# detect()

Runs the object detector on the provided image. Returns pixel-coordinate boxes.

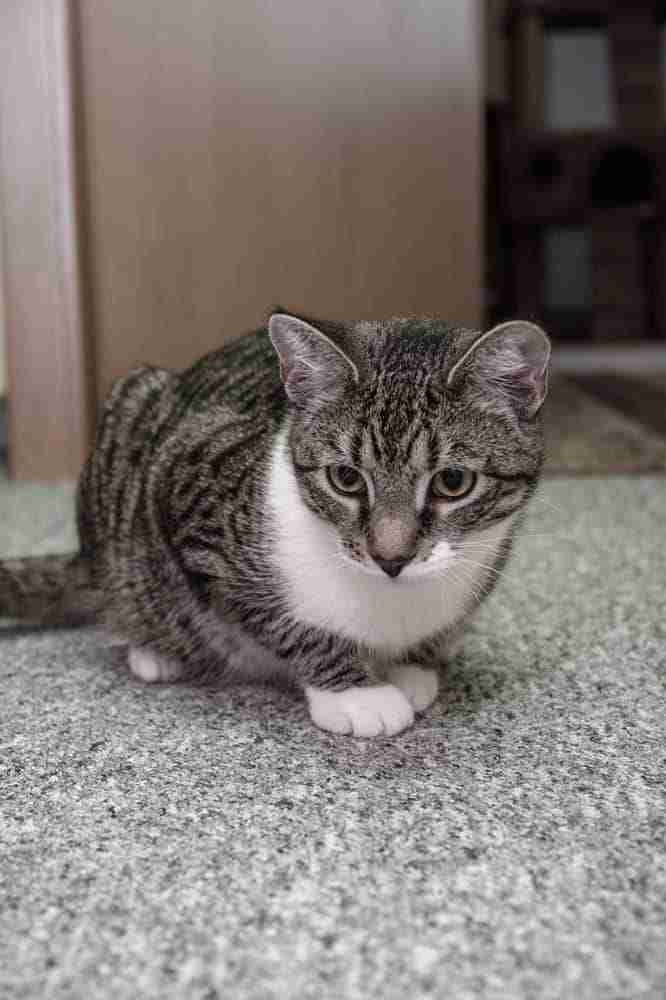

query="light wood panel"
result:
[77,0,482,396]
[0,0,95,479]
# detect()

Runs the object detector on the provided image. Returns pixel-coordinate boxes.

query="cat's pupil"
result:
[338,466,358,486]
[442,470,464,491]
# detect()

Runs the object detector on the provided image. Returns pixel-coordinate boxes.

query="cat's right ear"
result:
[268,313,358,408]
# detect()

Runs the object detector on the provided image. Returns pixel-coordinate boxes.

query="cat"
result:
[0,311,550,737]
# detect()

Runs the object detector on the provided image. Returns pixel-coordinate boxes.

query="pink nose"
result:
[368,515,417,575]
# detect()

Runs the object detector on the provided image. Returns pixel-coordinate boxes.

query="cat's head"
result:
[269,311,550,580]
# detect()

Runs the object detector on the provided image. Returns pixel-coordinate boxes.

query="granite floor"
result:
[1,475,665,1000]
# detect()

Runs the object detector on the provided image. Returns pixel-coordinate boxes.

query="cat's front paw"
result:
[385,664,439,712]
[305,684,414,737]
[128,646,183,683]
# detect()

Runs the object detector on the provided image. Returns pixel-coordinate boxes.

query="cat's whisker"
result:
[530,495,565,513]
[453,551,527,588]
[427,554,488,590]
[457,539,520,558]
[443,565,486,604]
[464,527,575,545]
[453,557,511,581]
[455,554,506,572]
[531,485,566,507]
[528,492,589,519]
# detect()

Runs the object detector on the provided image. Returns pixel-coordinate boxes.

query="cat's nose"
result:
[373,555,412,578]
[368,513,417,577]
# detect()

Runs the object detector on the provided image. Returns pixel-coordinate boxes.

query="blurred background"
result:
[0,0,665,479]
[485,0,666,474]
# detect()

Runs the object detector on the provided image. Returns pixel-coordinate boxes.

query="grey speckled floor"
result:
[1,477,665,1000]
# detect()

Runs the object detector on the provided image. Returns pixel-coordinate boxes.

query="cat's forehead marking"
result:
[359,427,376,470]
[358,422,435,477]
[408,431,429,469]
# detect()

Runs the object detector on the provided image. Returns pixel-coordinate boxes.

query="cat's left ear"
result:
[268,312,359,408]
[446,320,551,419]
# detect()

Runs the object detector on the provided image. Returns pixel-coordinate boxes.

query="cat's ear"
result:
[446,320,551,419]
[268,312,358,407]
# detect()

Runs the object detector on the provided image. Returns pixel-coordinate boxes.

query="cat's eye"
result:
[430,468,477,500]
[327,464,366,496]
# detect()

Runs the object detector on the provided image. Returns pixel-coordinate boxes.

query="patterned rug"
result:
[544,375,666,475]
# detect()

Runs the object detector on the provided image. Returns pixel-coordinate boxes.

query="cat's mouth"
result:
[340,549,397,579]
[340,550,448,582]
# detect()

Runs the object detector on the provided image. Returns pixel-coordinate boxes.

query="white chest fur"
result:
[266,427,510,654]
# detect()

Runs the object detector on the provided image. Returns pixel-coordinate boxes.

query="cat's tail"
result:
[0,553,103,625]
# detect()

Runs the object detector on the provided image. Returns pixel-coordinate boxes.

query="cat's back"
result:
[78,327,284,555]
[177,326,284,421]
[163,327,286,495]
[90,327,282,469]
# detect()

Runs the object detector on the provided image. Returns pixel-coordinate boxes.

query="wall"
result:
[77,0,482,397]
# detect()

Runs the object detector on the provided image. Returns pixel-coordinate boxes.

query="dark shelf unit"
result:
[491,0,666,340]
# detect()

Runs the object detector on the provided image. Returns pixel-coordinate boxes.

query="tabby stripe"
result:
[317,664,358,689]
[108,367,154,408]
[227,510,247,549]
[427,432,441,470]
[481,505,523,526]
[369,422,383,464]
[228,463,255,500]
[194,367,264,407]
[163,418,252,488]
[209,429,265,478]
[172,493,217,543]
[232,379,267,404]
[349,427,363,468]
[179,529,226,552]
[181,546,226,577]
[174,477,197,500]
[316,648,351,678]
[127,384,163,441]
[278,637,303,659]
[486,469,529,483]
[403,422,423,465]
[128,481,149,533]
[293,633,321,657]
[186,441,211,468]
[241,550,263,575]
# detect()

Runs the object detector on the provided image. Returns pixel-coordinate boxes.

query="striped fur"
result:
[0,313,549,734]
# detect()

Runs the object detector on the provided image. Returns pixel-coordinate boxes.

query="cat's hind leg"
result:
[128,646,183,683]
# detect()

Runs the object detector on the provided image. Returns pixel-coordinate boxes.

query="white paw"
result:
[305,684,414,737]
[385,664,439,712]
[128,646,183,683]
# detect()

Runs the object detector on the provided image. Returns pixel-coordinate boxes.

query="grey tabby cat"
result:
[0,311,550,737]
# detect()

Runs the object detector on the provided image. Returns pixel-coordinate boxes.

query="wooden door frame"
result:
[0,0,95,481]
